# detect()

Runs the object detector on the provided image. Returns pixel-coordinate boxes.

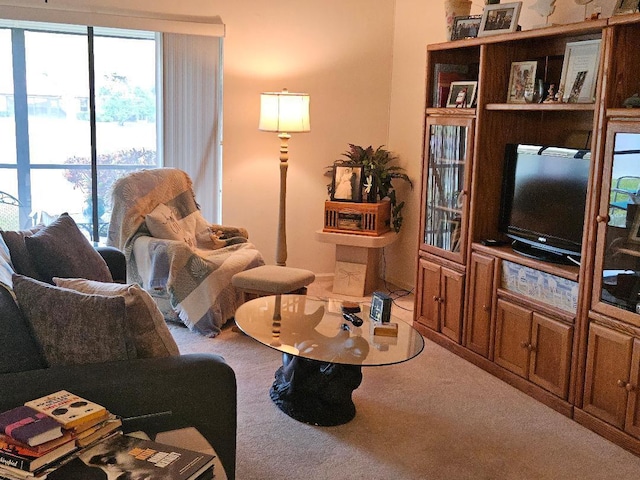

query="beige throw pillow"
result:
[54,277,180,358]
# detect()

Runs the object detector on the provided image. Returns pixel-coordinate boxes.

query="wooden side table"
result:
[315,230,397,296]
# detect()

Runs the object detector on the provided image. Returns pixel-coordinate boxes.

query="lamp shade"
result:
[259,89,311,133]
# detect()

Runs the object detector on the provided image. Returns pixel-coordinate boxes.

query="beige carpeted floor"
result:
[169,277,640,479]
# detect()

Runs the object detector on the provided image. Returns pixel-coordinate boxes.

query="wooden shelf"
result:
[426,107,476,116]
[418,16,640,458]
[607,108,640,119]
[485,103,596,112]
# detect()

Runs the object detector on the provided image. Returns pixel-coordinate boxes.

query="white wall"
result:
[0,0,624,289]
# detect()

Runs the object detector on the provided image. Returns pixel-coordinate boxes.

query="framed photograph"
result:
[451,15,482,41]
[559,39,602,104]
[369,291,392,323]
[446,81,478,108]
[331,165,363,202]
[507,61,537,104]
[614,0,640,15]
[478,2,522,37]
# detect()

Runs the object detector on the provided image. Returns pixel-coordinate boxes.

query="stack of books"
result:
[0,391,216,479]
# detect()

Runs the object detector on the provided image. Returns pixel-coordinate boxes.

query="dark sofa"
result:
[0,248,237,480]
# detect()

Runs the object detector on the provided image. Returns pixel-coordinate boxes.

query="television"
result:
[499,143,591,265]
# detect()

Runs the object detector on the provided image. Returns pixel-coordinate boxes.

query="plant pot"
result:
[445,0,472,41]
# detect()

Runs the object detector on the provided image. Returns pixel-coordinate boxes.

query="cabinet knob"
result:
[483,304,490,312]
[596,214,610,223]
[432,295,439,302]
[617,379,627,388]
[520,341,528,349]
[626,383,636,392]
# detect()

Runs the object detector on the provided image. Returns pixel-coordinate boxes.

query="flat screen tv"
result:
[499,143,591,265]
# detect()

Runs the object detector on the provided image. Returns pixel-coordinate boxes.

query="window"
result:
[0,22,159,240]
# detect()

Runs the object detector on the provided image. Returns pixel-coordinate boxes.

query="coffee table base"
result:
[269,353,363,426]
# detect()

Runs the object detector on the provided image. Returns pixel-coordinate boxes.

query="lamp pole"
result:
[276,132,291,266]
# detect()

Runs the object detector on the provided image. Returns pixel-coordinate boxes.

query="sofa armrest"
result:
[0,354,237,480]
[96,245,127,283]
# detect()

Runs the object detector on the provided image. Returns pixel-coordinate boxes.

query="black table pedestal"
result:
[269,353,362,426]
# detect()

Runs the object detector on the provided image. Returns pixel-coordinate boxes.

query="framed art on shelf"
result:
[507,61,537,103]
[478,2,522,37]
[446,81,478,108]
[331,165,363,202]
[559,39,602,103]
[451,15,482,40]
[614,0,640,15]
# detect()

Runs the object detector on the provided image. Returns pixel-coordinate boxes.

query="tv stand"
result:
[511,240,575,266]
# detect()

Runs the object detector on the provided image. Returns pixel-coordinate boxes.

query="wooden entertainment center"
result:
[415,15,640,455]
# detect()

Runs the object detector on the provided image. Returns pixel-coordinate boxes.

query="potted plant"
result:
[328,144,413,232]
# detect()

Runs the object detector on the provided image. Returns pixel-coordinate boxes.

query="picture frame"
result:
[446,81,478,108]
[614,0,640,15]
[451,15,482,41]
[369,291,392,323]
[478,2,522,37]
[507,61,537,104]
[559,39,602,104]
[331,165,363,202]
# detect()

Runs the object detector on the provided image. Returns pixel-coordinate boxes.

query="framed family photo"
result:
[331,165,363,202]
[559,39,602,103]
[451,15,482,40]
[478,2,522,37]
[446,81,478,108]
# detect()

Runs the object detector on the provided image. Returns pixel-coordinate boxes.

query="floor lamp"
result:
[259,89,311,266]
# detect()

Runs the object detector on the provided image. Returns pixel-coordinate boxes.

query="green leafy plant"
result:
[327,144,413,232]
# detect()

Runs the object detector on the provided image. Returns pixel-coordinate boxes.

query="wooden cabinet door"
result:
[528,313,573,399]
[583,323,634,429]
[466,253,495,357]
[441,267,465,343]
[415,258,441,330]
[494,299,532,378]
[625,338,640,439]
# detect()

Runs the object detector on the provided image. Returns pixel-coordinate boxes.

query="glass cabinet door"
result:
[594,121,640,325]
[421,116,474,263]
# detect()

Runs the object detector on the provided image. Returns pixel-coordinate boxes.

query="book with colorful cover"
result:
[75,417,123,448]
[0,407,62,447]
[24,391,106,431]
[0,431,75,456]
[0,434,76,472]
[47,433,215,480]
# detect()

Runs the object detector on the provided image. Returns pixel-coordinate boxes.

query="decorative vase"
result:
[445,0,472,41]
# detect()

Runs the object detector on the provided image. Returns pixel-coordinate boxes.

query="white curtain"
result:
[162,33,223,223]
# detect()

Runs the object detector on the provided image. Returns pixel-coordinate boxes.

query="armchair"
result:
[107,168,264,337]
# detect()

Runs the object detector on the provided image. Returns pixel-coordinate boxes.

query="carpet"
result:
[168,304,640,480]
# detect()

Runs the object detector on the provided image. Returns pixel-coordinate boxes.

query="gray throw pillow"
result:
[12,274,135,367]
[24,213,112,284]
[54,278,180,359]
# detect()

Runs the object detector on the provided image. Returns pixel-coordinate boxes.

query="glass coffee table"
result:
[234,294,424,426]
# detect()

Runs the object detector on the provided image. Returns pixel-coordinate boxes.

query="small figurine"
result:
[623,93,640,108]
[544,83,557,102]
